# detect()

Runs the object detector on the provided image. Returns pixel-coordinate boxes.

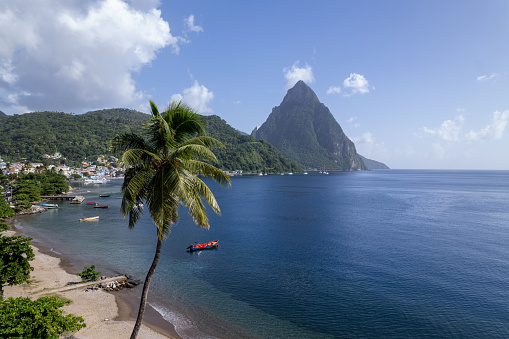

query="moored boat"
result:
[99,194,110,197]
[93,205,108,209]
[79,216,99,222]
[39,203,59,208]
[86,201,97,205]
[187,240,219,252]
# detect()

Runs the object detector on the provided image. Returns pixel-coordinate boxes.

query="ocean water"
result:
[14,170,509,338]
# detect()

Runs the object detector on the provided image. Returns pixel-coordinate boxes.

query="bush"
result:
[13,200,31,212]
[0,235,35,299]
[0,197,14,218]
[0,223,8,232]
[0,296,86,338]
[77,265,100,281]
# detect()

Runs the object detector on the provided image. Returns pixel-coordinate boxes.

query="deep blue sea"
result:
[14,170,509,338]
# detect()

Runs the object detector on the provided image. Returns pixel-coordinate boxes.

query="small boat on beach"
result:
[99,194,110,197]
[93,205,108,209]
[187,240,219,252]
[79,216,99,222]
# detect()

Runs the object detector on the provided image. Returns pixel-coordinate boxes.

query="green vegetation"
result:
[203,115,301,173]
[77,265,100,281]
[0,172,69,212]
[0,223,8,232]
[112,100,231,338]
[0,109,302,173]
[0,109,148,163]
[0,236,34,299]
[0,296,85,338]
[0,197,14,219]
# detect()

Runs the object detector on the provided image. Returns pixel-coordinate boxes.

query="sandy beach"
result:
[2,223,179,339]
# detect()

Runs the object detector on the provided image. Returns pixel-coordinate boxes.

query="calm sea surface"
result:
[14,170,509,338]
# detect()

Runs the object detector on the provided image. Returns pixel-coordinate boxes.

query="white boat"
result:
[84,178,109,185]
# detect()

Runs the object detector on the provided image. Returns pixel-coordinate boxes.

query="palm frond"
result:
[184,135,225,149]
[119,148,160,168]
[172,144,219,163]
[110,132,148,155]
[186,160,231,186]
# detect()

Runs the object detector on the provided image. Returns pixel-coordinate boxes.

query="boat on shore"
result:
[187,240,219,252]
[79,216,99,222]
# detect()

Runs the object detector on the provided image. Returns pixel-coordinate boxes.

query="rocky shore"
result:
[15,204,48,215]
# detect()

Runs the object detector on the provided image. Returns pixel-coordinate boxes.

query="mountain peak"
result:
[281,80,319,106]
[254,82,368,171]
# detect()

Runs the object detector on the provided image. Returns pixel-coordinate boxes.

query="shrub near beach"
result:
[0,234,86,337]
[77,265,101,281]
[0,296,86,338]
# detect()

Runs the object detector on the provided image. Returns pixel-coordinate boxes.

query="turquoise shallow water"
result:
[15,170,509,338]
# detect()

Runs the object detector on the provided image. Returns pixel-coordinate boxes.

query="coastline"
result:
[2,218,180,339]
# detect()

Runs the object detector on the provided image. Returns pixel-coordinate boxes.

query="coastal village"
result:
[0,153,124,179]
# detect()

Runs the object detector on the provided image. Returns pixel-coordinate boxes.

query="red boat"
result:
[187,240,219,252]
[86,201,97,205]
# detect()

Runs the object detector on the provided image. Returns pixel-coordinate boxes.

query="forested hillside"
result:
[0,109,300,173]
[0,109,148,162]
[203,115,301,173]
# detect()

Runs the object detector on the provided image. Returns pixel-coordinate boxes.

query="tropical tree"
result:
[111,100,231,338]
[0,197,14,219]
[0,236,35,299]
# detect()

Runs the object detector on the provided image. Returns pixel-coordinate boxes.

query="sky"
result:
[1,0,509,170]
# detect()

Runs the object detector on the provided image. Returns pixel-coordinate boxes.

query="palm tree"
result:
[111,100,231,339]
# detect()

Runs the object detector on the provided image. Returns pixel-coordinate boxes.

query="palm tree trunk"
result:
[130,236,163,339]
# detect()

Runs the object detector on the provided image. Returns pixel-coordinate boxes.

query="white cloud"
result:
[185,15,203,33]
[465,110,509,142]
[476,73,498,82]
[171,80,214,114]
[283,62,315,89]
[343,73,371,96]
[352,132,374,145]
[0,0,180,114]
[422,115,464,141]
[421,111,509,143]
[326,86,341,95]
[352,131,389,161]
[346,116,360,128]
[129,0,161,12]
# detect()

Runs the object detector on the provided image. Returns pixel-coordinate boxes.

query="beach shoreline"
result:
[2,217,180,339]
